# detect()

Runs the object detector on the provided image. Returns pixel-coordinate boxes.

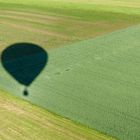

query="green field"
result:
[0,0,140,140]
[0,90,114,140]
[0,0,140,49]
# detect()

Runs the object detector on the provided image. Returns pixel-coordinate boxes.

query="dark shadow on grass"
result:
[1,43,48,96]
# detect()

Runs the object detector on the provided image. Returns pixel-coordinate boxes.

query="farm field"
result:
[0,90,113,140]
[1,24,140,140]
[0,0,140,50]
[0,0,140,140]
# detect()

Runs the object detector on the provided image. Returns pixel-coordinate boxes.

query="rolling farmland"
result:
[0,90,113,140]
[0,0,140,140]
[0,0,140,50]
[1,25,140,140]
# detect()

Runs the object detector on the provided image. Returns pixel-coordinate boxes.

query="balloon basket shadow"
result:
[23,87,29,96]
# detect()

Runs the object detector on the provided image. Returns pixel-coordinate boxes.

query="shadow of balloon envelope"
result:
[1,43,48,96]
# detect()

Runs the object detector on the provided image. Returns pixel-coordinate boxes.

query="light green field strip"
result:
[53,0,140,8]
[0,0,139,16]
[0,90,115,140]
[0,25,140,140]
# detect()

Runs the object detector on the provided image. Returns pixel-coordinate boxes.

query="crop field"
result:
[0,0,140,140]
[0,90,114,140]
[0,0,140,50]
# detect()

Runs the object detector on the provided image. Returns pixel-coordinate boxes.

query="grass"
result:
[0,0,140,140]
[0,0,140,49]
[0,90,114,140]
[1,24,140,140]
[0,0,140,15]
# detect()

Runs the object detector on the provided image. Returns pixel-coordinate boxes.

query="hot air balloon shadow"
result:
[1,43,48,96]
